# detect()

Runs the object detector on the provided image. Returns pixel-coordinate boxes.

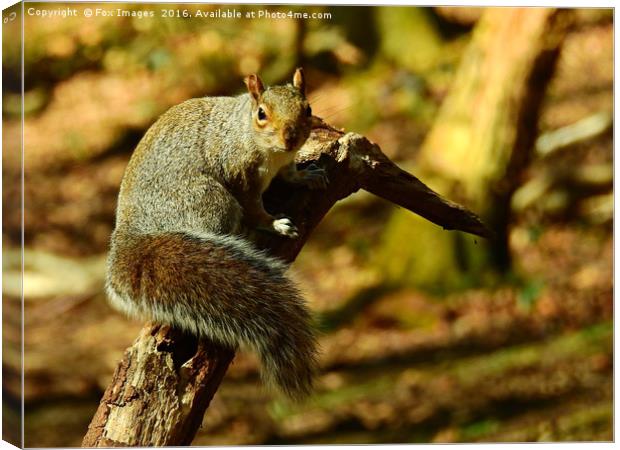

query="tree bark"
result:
[82,119,490,447]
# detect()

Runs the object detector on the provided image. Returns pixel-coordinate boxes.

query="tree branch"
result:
[82,119,491,446]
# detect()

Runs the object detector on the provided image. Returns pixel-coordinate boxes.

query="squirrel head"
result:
[244,68,312,153]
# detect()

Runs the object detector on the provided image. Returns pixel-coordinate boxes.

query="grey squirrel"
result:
[105,69,327,399]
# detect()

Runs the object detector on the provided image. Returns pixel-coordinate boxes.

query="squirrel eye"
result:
[257,107,267,121]
[306,105,312,117]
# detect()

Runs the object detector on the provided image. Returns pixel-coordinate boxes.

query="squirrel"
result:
[105,68,328,400]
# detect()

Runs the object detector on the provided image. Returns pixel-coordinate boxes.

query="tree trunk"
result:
[379,8,572,291]
[82,119,490,446]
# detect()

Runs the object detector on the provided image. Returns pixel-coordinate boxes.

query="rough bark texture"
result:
[82,119,490,447]
[82,325,234,446]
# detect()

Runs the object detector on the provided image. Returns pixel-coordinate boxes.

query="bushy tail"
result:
[105,229,319,399]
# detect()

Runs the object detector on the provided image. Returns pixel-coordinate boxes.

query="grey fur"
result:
[106,71,320,399]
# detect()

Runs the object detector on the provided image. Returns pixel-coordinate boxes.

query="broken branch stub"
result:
[82,119,490,447]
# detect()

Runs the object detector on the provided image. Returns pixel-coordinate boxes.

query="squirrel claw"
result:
[273,217,299,239]
[299,164,329,190]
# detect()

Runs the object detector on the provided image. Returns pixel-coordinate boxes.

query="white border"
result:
[0,1,616,449]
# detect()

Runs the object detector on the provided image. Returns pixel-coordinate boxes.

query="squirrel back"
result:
[106,69,321,399]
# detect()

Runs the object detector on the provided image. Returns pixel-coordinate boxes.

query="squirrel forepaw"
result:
[273,217,299,239]
[298,164,329,190]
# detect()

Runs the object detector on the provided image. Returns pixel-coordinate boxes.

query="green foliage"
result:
[377,207,490,294]
[375,7,443,72]
[460,419,500,441]
[517,279,544,311]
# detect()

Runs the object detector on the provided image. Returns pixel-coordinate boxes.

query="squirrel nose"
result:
[282,127,299,150]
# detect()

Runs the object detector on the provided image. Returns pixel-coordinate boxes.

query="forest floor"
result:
[7,220,612,446]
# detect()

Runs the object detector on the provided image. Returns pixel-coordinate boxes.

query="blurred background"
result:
[2,4,613,446]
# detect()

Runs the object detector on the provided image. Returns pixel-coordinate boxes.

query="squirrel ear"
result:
[244,74,265,102]
[293,67,306,95]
